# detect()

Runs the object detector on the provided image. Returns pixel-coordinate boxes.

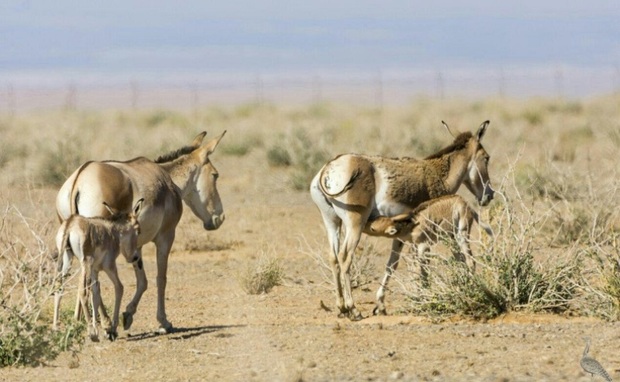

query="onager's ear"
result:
[102,201,117,216]
[441,120,459,138]
[132,198,145,216]
[198,130,227,163]
[191,131,207,147]
[475,120,490,142]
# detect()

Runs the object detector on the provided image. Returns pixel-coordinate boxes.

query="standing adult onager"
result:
[55,131,226,333]
[310,121,494,320]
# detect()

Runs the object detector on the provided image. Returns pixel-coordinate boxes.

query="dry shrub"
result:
[240,254,285,295]
[0,205,84,366]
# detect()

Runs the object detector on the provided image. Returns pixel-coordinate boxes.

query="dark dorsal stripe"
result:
[154,145,197,164]
[424,132,473,160]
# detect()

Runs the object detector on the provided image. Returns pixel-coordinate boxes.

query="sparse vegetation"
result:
[0,205,85,367]
[0,95,619,372]
[240,255,285,295]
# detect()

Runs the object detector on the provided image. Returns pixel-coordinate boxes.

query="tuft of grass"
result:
[240,256,285,295]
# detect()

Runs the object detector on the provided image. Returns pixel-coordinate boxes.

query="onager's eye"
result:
[212,173,219,180]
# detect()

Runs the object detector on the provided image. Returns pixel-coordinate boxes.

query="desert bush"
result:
[266,145,292,167]
[220,133,263,157]
[240,255,285,295]
[267,127,329,190]
[143,110,190,129]
[37,135,86,187]
[0,205,84,367]
[288,128,329,190]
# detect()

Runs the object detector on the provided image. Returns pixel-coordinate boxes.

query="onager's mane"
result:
[154,145,198,164]
[424,132,473,160]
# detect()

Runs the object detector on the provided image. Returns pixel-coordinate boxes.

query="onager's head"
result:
[185,131,226,231]
[444,120,495,206]
[104,198,144,263]
[367,213,416,238]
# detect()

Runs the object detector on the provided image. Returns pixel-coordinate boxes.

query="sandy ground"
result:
[3,150,620,382]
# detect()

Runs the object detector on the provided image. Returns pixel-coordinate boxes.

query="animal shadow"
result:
[125,324,245,342]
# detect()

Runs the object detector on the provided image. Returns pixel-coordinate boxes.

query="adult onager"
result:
[53,199,143,341]
[366,194,494,312]
[310,121,494,320]
[56,131,226,333]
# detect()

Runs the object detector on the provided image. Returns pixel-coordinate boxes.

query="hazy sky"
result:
[1,1,619,83]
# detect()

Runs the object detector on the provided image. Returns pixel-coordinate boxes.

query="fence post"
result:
[435,70,445,100]
[64,82,77,111]
[131,80,139,110]
[7,83,15,117]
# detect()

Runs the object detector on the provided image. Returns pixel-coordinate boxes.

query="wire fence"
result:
[1,67,619,113]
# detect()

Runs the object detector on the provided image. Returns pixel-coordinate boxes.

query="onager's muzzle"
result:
[479,183,494,206]
[204,214,225,231]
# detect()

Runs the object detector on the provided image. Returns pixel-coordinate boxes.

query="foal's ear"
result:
[476,120,490,142]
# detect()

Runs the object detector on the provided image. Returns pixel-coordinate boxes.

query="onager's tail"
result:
[318,166,362,198]
[69,161,94,215]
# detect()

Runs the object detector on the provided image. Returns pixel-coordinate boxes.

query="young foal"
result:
[366,194,493,309]
[53,199,143,341]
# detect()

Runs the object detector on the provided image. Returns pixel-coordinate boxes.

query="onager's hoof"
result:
[349,310,364,321]
[372,306,387,316]
[89,333,100,342]
[156,322,174,335]
[122,312,133,331]
[106,329,118,342]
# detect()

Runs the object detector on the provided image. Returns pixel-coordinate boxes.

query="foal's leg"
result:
[80,260,98,342]
[103,264,123,341]
[374,239,405,316]
[122,247,146,331]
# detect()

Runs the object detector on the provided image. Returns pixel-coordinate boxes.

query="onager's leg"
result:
[338,224,365,321]
[123,247,146,331]
[154,232,175,333]
[103,265,123,341]
[320,210,344,314]
[310,183,344,315]
[374,239,405,316]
